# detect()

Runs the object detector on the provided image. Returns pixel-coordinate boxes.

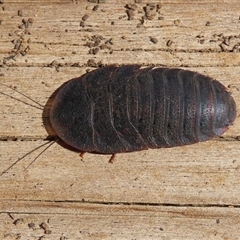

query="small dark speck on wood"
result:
[80,21,85,27]
[206,21,211,26]
[87,58,99,67]
[18,9,23,16]
[49,60,58,68]
[166,40,173,47]
[82,14,89,21]
[174,19,180,25]
[89,47,99,55]
[92,5,99,11]
[150,37,158,44]
[40,222,52,234]
[125,3,137,20]
[144,4,157,20]
[126,9,135,20]
[28,222,35,229]
[13,218,24,225]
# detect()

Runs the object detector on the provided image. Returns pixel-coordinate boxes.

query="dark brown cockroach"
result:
[0,65,237,175]
[50,65,236,154]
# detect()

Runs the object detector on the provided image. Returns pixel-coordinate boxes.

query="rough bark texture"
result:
[0,0,240,239]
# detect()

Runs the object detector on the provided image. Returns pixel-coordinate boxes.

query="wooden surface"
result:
[1,0,240,239]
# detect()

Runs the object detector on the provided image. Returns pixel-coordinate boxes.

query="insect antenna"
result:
[24,139,58,172]
[0,82,44,110]
[0,82,60,176]
[0,140,58,176]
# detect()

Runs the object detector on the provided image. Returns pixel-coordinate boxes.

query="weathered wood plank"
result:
[1,140,240,205]
[1,202,240,239]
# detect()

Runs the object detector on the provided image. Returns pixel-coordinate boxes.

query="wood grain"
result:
[0,0,240,239]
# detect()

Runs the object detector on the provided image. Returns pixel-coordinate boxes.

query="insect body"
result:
[50,65,236,154]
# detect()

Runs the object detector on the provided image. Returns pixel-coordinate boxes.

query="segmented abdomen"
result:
[50,65,236,154]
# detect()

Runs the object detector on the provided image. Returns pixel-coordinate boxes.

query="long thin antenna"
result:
[24,140,58,171]
[0,82,44,110]
[0,90,43,110]
[0,140,57,176]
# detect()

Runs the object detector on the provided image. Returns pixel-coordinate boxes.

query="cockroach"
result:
[50,65,236,153]
[0,65,237,174]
